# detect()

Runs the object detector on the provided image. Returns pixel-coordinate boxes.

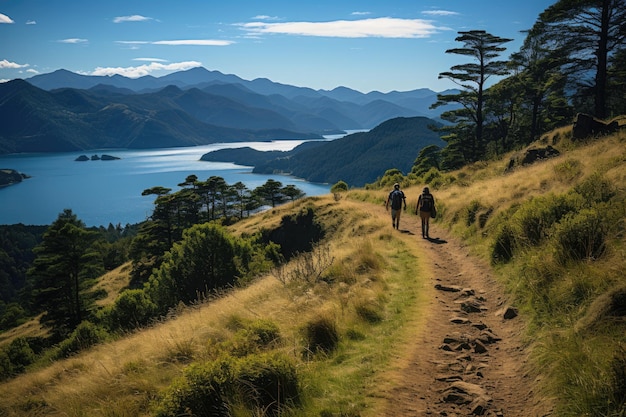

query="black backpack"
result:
[390,190,404,210]
[420,194,433,211]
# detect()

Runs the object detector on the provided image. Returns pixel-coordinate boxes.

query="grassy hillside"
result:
[423,121,626,416]
[0,197,433,416]
[0,119,624,416]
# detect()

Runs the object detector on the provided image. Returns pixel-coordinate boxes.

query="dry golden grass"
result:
[93,263,133,307]
[0,194,430,416]
[3,124,624,416]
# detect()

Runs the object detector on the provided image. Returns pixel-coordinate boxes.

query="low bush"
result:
[101,288,157,331]
[222,319,282,357]
[553,208,607,262]
[155,352,299,417]
[302,315,339,356]
[55,321,108,358]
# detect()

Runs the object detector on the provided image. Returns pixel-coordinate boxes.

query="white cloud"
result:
[0,79,10,83]
[0,13,14,24]
[26,68,39,74]
[90,61,202,78]
[116,41,150,45]
[351,11,371,16]
[117,39,233,47]
[114,15,152,23]
[0,59,28,69]
[26,20,37,25]
[59,38,88,44]
[422,10,460,16]
[252,15,279,21]
[152,39,234,46]
[133,57,169,62]
[240,17,444,38]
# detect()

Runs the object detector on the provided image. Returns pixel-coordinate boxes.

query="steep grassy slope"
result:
[0,197,433,416]
[427,123,626,416]
[0,120,624,416]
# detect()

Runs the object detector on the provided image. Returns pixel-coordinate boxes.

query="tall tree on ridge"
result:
[431,30,512,167]
[537,0,626,118]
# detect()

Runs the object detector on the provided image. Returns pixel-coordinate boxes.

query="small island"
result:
[75,154,121,162]
[0,168,30,187]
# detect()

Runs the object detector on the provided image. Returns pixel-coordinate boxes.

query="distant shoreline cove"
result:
[0,140,333,227]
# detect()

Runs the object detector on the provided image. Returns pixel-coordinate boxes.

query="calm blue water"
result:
[0,140,334,227]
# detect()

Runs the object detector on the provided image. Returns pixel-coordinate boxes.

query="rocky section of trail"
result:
[382,219,552,416]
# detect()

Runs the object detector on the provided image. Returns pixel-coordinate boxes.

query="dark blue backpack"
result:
[390,190,404,210]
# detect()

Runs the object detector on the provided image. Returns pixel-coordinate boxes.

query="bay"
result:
[0,139,335,227]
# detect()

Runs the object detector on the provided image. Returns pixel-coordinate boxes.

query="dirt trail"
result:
[376,209,552,416]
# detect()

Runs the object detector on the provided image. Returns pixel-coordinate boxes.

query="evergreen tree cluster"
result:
[0,175,306,380]
[418,0,625,172]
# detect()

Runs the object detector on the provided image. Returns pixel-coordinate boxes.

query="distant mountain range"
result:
[0,67,456,154]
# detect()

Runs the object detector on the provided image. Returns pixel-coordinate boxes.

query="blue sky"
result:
[1,1,556,93]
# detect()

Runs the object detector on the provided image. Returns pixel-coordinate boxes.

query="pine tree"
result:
[431,30,512,166]
[28,210,101,340]
[537,0,626,118]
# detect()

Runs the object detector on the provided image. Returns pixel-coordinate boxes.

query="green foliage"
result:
[55,321,108,358]
[432,30,512,164]
[553,158,583,184]
[257,117,445,187]
[129,176,303,286]
[331,180,349,200]
[552,208,608,262]
[411,145,442,176]
[302,315,339,356]
[491,223,516,263]
[219,319,282,357]
[28,209,103,340]
[263,207,325,260]
[146,223,242,309]
[1,337,36,377]
[354,298,384,323]
[155,353,299,417]
[574,172,616,206]
[464,200,483,227]
[101,289,158,331]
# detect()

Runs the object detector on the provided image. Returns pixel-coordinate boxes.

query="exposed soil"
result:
[377,210,554,416]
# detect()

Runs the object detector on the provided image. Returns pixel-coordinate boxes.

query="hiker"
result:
[385,183,407,229]
[416,186,436,238]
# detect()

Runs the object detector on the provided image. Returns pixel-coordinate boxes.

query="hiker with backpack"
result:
[416,186,436,238]
[385,183,407,229]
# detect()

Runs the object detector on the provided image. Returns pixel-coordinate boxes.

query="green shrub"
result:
[233,352,300,415]
[102,289,157,331]
[491,223,516,264]
[513,194,582,247]
[155,359,231,417]
[573,172,616,206]
[553,158,583,183]
[354,298,384,323]
[553,208,607,262]
[155,353,299,417]
[303,315,339,356]
[465,200,482,227]
[5,337,36,373]
[224,319,282,357]
[0,349,12,381]
[56,321,108,358]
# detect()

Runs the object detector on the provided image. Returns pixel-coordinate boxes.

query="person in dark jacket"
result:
[385,183,406,229]
[416,187,435,238]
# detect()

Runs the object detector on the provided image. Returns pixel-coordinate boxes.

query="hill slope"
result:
[1,121,624,416]
[252,116,445,186]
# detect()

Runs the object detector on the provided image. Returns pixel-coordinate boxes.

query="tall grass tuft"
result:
[302,315,339,357]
